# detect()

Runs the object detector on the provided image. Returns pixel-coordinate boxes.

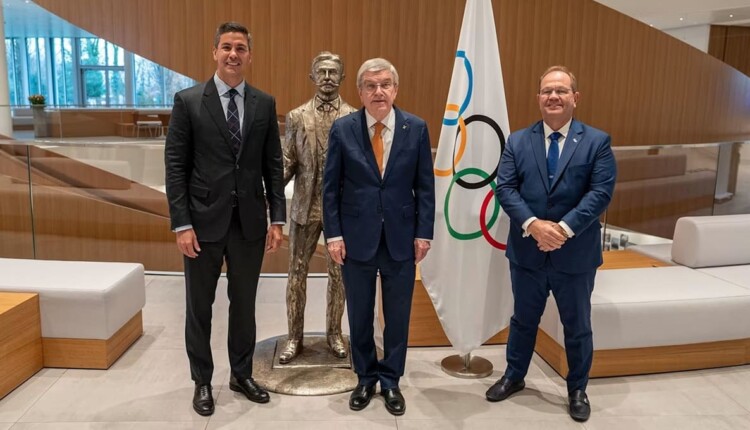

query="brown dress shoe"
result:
[192,384,214,416]
[278,338,302,364]
[327,334,348,358]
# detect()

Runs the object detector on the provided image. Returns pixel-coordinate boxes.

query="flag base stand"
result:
[440,353,493,378]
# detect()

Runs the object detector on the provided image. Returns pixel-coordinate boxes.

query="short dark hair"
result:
[214,22,252,49]
[539,65,577,93]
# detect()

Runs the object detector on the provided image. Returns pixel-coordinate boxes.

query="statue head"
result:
[310,51,345,101]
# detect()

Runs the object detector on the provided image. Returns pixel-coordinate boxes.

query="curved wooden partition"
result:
[36,0,750,146]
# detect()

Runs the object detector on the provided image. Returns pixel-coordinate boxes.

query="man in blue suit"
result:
[323,58,435,416]
[487,66,616,422]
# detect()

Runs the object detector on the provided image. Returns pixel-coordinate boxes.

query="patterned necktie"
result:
[226,88,242,155]
[547,131,561,187]
[372,122,385,174]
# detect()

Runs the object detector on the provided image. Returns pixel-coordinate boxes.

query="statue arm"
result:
[282,111,298,186]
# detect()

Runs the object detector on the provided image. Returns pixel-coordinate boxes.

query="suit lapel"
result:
[239,83,257,157]
[383,107,409,183]
[550,119,583,190]
[530,121,549,192]
[202,79,235,154]
[350,109,382,179]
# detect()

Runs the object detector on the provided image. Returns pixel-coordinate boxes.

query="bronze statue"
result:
[280,52,357,363]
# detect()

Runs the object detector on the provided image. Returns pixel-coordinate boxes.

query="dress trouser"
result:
[341,231,415,390]
[184,208,265,384]
[286,219,345,340]
[504,260,596,393]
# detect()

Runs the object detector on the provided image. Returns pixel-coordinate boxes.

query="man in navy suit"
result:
[165,22,285,416]
[323,58,435,416]
[487,66,616,422]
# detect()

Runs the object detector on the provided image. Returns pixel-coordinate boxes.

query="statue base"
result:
[252,333,358,395]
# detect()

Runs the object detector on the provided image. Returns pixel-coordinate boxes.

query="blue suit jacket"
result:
[323,107,435,262]
[495,119,616,273]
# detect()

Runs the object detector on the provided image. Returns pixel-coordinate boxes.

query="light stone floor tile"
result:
[583,415,750,430]
[206,419,397,430]
[0,369,66,422]
[17,348,226,423]
[9,423,207,430]
[3,274,750,428]
[396,418,584,430]
[702,365,750,413]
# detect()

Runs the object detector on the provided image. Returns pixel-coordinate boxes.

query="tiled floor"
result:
[1,275,749,429]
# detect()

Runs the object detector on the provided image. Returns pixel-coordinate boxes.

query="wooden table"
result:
[404,249,671,347]
[0,292,43,399]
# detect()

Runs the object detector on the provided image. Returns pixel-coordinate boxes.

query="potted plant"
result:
[28,94,48,137]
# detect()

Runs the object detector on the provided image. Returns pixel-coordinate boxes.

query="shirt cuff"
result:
[521,217,538,238]
[559,221,574,238]
[270,222,285,225]
[173,224,193,232]
[326,236,343,244]
[415,238,431,242]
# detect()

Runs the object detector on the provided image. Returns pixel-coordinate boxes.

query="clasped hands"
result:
[327,239,431,265]
[528,219,568,252]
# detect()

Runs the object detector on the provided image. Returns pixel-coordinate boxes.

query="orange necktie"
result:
[372,122,385,173]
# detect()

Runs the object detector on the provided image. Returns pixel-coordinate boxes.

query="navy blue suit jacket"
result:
[495,119,616,273]
[323,107,435,262]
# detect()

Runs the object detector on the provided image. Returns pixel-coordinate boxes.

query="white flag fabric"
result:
[420,0,514,355]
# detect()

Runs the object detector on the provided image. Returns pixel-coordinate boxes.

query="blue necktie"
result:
[547,131,561,187]
[227,88,242,155]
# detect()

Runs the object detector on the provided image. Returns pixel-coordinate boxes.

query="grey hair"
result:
[356,58,399,89]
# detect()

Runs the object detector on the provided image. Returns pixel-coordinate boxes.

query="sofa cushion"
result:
[671,215,750,268]
[0,258,145,339]
[698,265,750,291]
[539,266,750,350]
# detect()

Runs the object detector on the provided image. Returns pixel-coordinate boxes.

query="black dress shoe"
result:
[349,384,375,411]
[192,384,214,416]
[229,375,270,403]
[486,375,525,402]
[568,390,591,422]
[382,388,406,416]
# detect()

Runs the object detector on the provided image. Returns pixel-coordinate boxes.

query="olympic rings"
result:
[436,50,507,250]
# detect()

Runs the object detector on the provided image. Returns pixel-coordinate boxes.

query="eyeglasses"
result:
[539,86,573,97]
[362,81,395,93]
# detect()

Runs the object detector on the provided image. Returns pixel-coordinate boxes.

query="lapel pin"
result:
[402,124,407,130]
[573,138,578,143]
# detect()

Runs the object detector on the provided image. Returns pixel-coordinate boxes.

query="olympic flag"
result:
[420,0,513,355]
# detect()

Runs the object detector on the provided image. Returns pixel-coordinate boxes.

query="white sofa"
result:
[536,214,750,377]
[0,258,145,369]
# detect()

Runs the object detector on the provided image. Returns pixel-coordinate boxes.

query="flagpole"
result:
[440,352,493,378]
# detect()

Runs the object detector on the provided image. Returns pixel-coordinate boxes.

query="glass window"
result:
[79,38,105,66]
[134,54,164,106]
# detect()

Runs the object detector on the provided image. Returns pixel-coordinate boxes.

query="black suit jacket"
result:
[165,78,286,242]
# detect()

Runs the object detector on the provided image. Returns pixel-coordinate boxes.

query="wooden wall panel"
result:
[34,0,750,146]
[711,25,750,78]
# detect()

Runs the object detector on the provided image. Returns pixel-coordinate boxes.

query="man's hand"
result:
[528,219,567,252]
[265,225,283,253]
[176,228,201,258]
[327,240,346,265]
[414,239,431,264]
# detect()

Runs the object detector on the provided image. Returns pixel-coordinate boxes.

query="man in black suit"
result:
[165,22,285,416]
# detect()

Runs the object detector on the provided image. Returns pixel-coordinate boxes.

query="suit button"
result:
[547,203,553,208]
[235,164,240,170]
[231,190,237,196]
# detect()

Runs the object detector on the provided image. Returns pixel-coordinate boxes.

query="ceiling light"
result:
[729,14,734,18]
[679,17,684,21]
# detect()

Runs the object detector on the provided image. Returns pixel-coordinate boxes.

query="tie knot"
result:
[550,131,562,142]
[228,88,239,98]
[374,122,385,134]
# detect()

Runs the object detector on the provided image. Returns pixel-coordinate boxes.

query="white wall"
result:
[663,25,711,52]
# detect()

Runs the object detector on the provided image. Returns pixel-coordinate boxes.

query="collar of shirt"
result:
[213,73,246,99]
[542,119,572,142]
[315,96,340,112]
[364,108,395,135]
